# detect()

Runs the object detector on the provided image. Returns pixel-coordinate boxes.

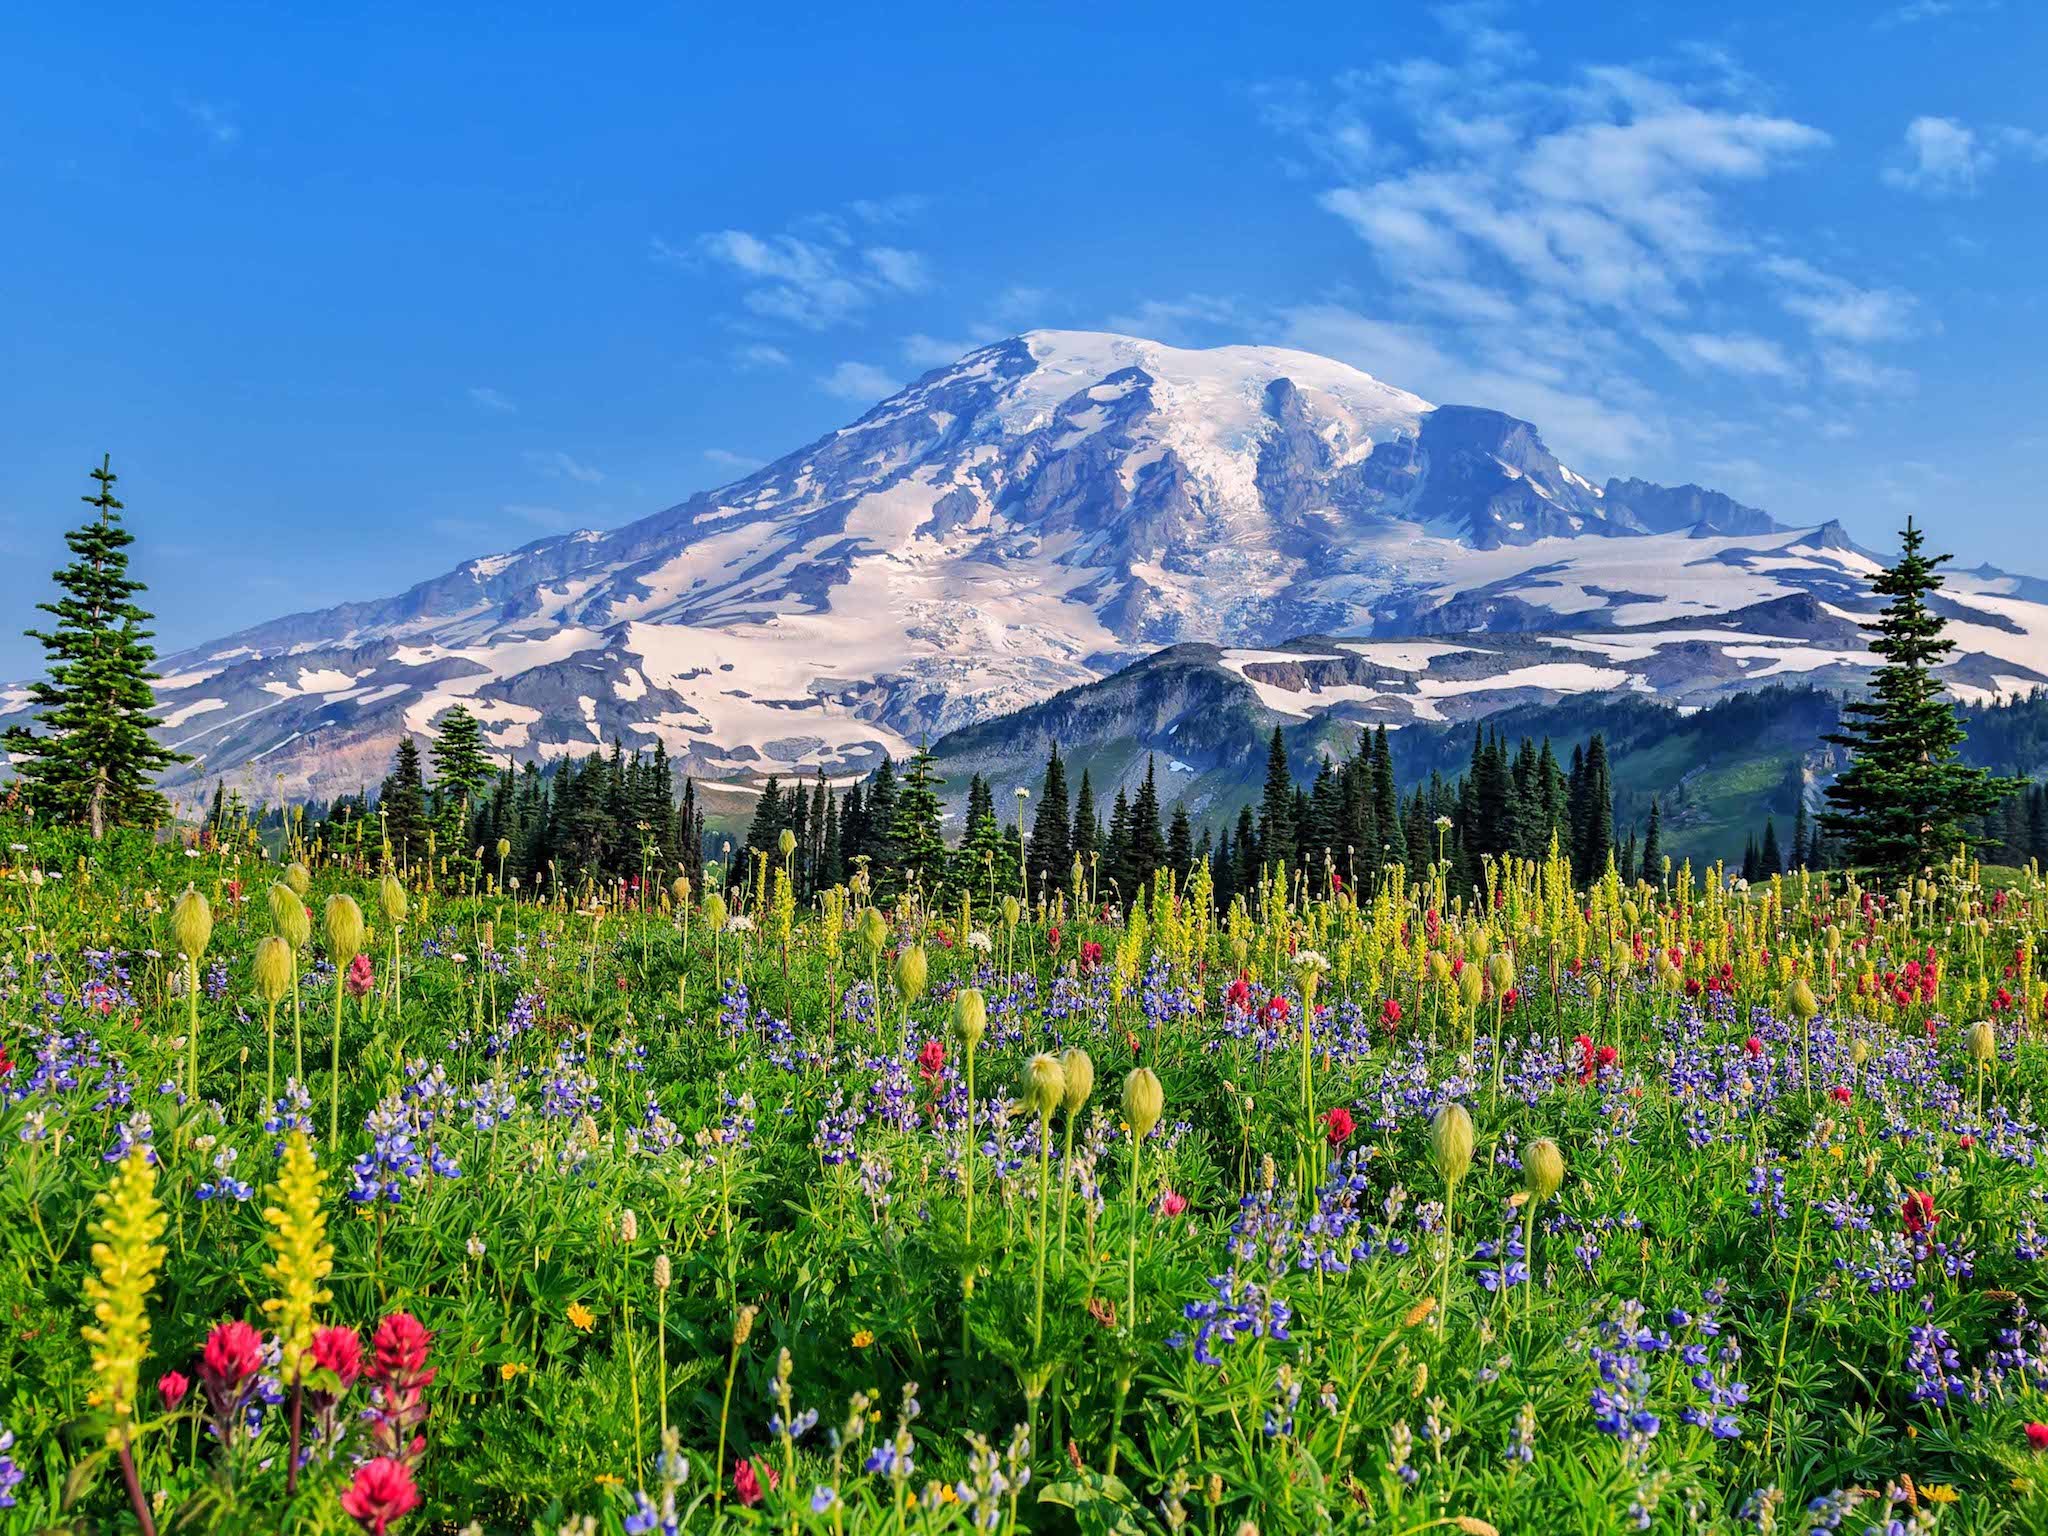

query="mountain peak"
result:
[15,329,2040,804]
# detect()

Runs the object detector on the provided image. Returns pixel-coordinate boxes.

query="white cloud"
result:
[863,247,931,292]
[1819,348,1917,395]
[848,194,930,226]
[179,98,239,146]
[818,361,900,402]
[522,450,605,485]
[671,202,936,332]
[1759,256,1917,344]
[501,503,574,528]
[1659,330,1800,381]
[732,343,791,370]
[467,386,517,414]
[986,286,1054,327]
[1282,302,1662,463]
[1883,115,1993,195]
[1260,22,1897,472]
[702,448,763,472]
[1104,294,1249,343]
[903,334,976,368]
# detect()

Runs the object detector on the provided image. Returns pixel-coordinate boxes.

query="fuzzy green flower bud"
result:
[285,861,311,895]
[496,837,512,862]
[778,828,797,858]
[893,944,928,1005]
[702,892,728,932]
[1967,1020,1996,1064]
[253,935,294,1005]
[952,987,987,1049]
[323,893,364,965]
[860,907,889,956]
[1523,1137,1564,1203]
[1024,1053,1066,1123]
[269,881,310,949]
[1486,951,1515,995]
[1060,1047,1094,1114]
[1123,1067,1164,1141]
[378,872,407,925]
[171,885,213,963]
[1786,977,1818,1021]
[1431,1102,1475,1185]
[1002,895,1021,928]
[1457,964,1483,1010]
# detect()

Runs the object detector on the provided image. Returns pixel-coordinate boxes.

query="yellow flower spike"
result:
[81,1146,169,1445]
[261,1130,333,1385]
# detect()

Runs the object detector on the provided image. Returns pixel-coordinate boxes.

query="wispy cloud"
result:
[818,361,900,402]
[663,199,936,332]
[467,386,517,414]
[502,502,575,528]
[178,98,239,147]
[903,334,977,368]
[522,450,605,485]
[1104,294,1250,344]
[702,448,763,471]
[1258,10,1914,468]
[732,343,792,370]
[1758,257,1917,346]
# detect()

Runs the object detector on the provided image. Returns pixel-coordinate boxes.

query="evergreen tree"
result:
[1822,517,2019,879]
[1026,743,1072,899]
[1574,734,1614,882]
[1257,726,1295,873]
[429,704,491,824]
[1071,769,1099,868]
[1128,756,1167,886]
[1166,802,1194,876]
[1104,787,1132,898]
[1760,816,1783,877]
[890,744,947,894]
[5,457,188,835]
[862,758,900,879]
[1790,799,1810,873]
[1640,797,1662,884]
[1233,804,1260,902]
[379,737,432,868]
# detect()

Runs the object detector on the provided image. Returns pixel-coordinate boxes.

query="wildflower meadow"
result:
[6,826,2048,1535]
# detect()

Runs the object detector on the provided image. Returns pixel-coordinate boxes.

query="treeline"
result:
[269,708,1629,908]
[271,708,710,892]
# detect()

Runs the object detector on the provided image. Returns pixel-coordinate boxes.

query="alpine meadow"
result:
[8,6,2048,1535]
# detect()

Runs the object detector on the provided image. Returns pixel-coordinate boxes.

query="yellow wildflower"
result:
[261,1131,333,1385]
[500,1361,528,1382]
[568,1301,597,1332]
[81,1147,169,1445]
[851,1328,875,1348]
[1921,1485,1958,1505]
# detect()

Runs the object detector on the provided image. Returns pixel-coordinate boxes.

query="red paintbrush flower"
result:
[1901,1190,1936,1237]
[341,1457,420,1535]
[1322,1106,1354,1148]
[311,1326,364,1389]
[733,1457,778,1506]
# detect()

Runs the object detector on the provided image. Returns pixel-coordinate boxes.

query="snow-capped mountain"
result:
[15,329,2048,805]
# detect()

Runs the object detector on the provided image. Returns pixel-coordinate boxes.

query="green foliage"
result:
[3,457,189,837]
[1819,518,2019,881]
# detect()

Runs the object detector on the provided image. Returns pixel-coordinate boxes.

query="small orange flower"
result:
[567,1302,596,1333]
[850,1328,874,1348]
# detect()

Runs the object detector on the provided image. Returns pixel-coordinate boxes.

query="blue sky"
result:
[2,1,2044,674]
